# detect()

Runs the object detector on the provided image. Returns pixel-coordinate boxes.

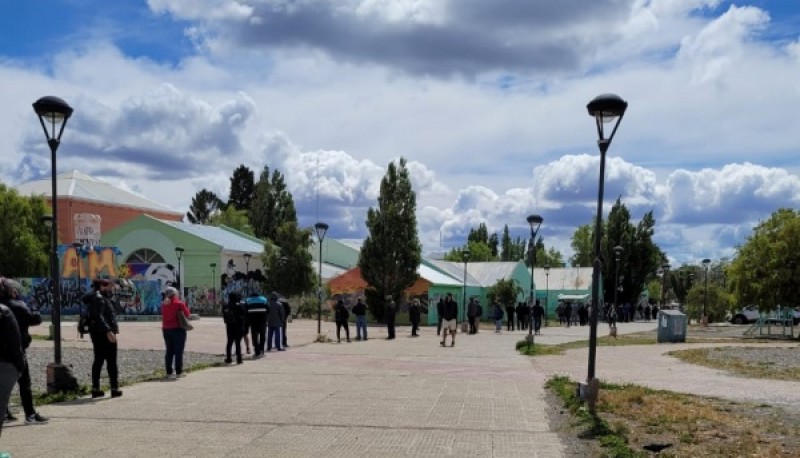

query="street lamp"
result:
[462,249,471,326]
[702,258,711,326]
[71,242,84,293]
[544,265,551,327]
[210,262,217,309]
[314,222,329,335]
[243,252,252,295]
[613,246,623,320]
[586,93,628,413]
[174,246,184,299]
[526,214,543,344]
[661,263,670,307]
[34,95,77,393]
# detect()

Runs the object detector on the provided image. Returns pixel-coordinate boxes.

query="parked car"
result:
[726,306,760,324]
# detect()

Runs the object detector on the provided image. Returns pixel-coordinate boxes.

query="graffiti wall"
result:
[14,277,162,316]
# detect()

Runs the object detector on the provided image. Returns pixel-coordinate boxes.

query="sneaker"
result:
[224,358,232,364]
[440,341,445,347]
[236,359,243,365]
[111,390,123,398]
[91,390,105,398]
[166,374,177,380]
[450,341,455,347]
[25,413,49,425]
[177,373,186,378]
[5,412,17,422]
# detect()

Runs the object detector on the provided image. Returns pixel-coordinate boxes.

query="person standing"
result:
[222,292,246,364]
[436,297,445,336]
[281,299,291,348]
[385,295,397,340]
[244,291,268,357]
[439,292,458,347]
[353,298,368,341]
[492,301,504,333]
[83,279,121,398]
[516,302,527,331]
[409,299,421,337]
[0,301,24,438]
[467,298,478,334]
[334,300,351,343]
[0,279,48,424]
[532,299,545,335]
[266,292,285,351]
[506,302,516,331]
[161,286,190,379]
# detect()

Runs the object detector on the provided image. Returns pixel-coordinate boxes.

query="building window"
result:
[126,249,166,264]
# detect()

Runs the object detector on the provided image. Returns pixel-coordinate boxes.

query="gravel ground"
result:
[10,347,222,400]
[696,346,799,369]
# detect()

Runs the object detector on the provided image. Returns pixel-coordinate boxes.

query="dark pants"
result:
[386,319,396,339]
[534,317,542,333]
[267,326,282,351]
[163,328,187,375]
[16,360,35,416]
[336,321,350,341]
[437,316,443,335]
[411,321,419,336]
[282,322,289,347]
[225,323,243,362]
[90,331,119,390]
[507,315,515,331]
[249,313,267,355]
[468,316,476,334]
[0,362,20,438]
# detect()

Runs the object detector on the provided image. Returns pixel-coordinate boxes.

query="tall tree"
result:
[500,225,513,261]
[228,164,255,211]
[250,166,297,241]
[468,223,490,245]
[358,158,422,322]
[444,241,493,262]
[0,184,50,276]
[209,206,254,235]
[186,189,223,224]
[262,222,315,297]
[570,224,593,267]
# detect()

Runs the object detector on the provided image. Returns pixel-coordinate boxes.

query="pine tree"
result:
[358,158,422,322]
[228,164,255,211]
[501,225,512,261]
[186,189,223,224]
[250,166,297,241]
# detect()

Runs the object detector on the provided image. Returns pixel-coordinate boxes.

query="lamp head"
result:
[463,249,471,262]
[41,215,53,228]
[526,214,543,235]
[314,221,329,240]
[702,258,711,269]
[544,265,550,273]
[210,263,216,268]
[174,246,185,259]
[587,93,627,124]
[243,253,251,262]
[614,245,624,260]
[33,96,73,143]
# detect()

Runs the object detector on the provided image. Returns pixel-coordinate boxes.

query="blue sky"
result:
[2,0,800,267]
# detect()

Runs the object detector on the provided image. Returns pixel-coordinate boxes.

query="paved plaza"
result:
[4,318,798,456]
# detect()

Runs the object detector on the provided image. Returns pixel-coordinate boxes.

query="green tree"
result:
[0,184,50,276]
[228,164,255,211]
[209,206,253,235]
[444,241,493,262]
[570,224,593,267]
[262,222,315,297]
[500,225,513,261]
[468,223,490,245]
[685,283,731,323]
[358,158,422,322]
[728,208,800,311]
[487,278,523,307]
[186,189,223,224]
[250,166,297,242]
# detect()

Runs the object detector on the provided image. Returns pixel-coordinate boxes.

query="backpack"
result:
[78,293,96,337]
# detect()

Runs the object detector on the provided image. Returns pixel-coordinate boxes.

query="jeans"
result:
[267,326,282,351]
[91,331,119,389]
[495,320,502,331]
[356,315,367,340]
[0,362,20,437]
[163,328,187,375]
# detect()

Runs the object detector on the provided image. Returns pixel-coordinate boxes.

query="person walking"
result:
[82,279,121,398]
[505,302,516,331]
[532,299,544,335]
[439,292,458,347]
[281,299,291,348]
[222,292,246,364]
[409,298,421,337]
[0,301,24,438]
[436,297,444,336]
[162,286,190,379]
[334,300,351,343]
[0,279,48,424]
[516,302,527,331]
[266,292,285,351]
[353,298,368,341]
[385,295,397,340]
[492,301,504,333]
[244,291,268,357]
[467,298,478,334]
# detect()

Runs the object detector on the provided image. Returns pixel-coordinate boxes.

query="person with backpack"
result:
[161,286,191,379]
[334,300,351,343]
[82,278,122,398]
[222,292,246,364]
[244,291,268,357]
[0,279,48,424]
[0,300,25,438]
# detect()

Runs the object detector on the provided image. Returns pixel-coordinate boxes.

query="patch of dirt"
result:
[542,386,604,457]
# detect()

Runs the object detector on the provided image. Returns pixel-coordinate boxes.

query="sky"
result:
[2,0,800,267]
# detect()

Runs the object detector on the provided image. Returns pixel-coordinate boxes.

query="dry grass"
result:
[669,347,800,380]
[597,383,800,457]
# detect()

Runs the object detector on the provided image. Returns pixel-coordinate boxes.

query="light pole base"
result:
[46,363,79,394]
[586,377,600,414]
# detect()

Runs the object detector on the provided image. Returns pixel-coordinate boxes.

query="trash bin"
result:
[657,310,687,343]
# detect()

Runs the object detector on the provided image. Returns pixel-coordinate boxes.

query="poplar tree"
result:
[250,166,297,242]
[358,158,422,322]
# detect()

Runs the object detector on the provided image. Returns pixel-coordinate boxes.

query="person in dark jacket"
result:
[281,300,291,348]
[516,302,527,331]
[0,302,25,438]
[82,278,121,398]
[505,303,516,331]
[532,299,545,334]
[244,291,268,357]
[1,279,48,424]
[439,292,458,347]
[223,292,246,364]
[266,292,285,351]
[385,295,397,340]
[436,298,445,336]
[334,300,351,343]
[353,298,368,341]
[409,299,421,337]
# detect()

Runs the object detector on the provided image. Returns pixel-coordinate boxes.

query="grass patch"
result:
[547,375,800,457]
[669,347,800,381]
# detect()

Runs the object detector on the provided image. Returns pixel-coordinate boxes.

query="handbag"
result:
[177,309,193,331]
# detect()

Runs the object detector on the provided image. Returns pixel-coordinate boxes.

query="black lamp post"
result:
[34,95,78,393]
[702,258,711,326]
[174,246,184,298]
[243,252,252,295]
[314,222,329,335]
[586,93,627,413]
[613,246,623,319]
[210,262,217,308]
[462,249,471,325]
[544,265,550,327]
[526,214,543,344]
[71,242,84,293]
